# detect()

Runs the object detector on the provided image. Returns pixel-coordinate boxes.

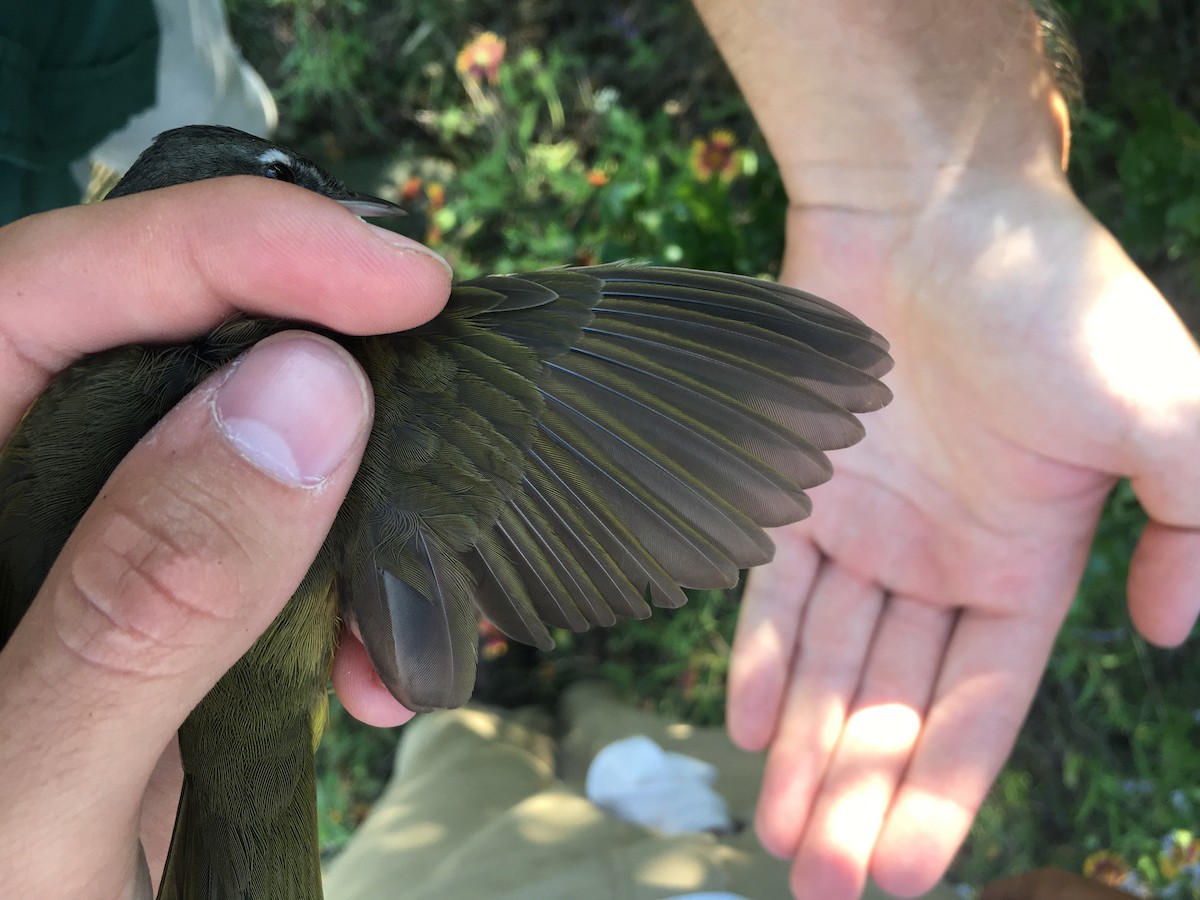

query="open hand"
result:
[728,169,1200,898]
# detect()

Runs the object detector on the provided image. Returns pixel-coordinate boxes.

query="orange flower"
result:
[1083,850,1131,887]
[586,168,610,188]
[399,175,423,204]
[455,32,506,85]
[689,129,742,183]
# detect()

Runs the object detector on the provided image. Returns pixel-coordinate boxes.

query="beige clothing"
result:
[325,683,958,900]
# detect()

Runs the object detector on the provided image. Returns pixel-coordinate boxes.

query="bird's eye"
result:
[264,161,296,183]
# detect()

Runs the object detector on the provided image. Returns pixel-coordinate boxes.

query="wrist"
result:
[776,91,1069,215]
[779,164,1078,305]
[695,0,1070,212]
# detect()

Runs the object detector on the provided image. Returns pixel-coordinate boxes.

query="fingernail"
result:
[214,334,371,486]
[364,223,453,280]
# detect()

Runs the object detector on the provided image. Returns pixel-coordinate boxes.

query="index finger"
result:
[0,177,451,435]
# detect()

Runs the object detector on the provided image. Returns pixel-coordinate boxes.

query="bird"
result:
[0,124,892,899]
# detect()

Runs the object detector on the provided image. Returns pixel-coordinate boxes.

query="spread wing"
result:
[337,265,892,711]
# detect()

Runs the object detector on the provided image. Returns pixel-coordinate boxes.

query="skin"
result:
[0,179,447,897]
[691,1,1200,897]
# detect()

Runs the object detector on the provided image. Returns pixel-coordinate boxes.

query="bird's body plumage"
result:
[0,126,892,899]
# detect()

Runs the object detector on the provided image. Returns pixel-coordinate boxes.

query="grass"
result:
[225,0,1200,894]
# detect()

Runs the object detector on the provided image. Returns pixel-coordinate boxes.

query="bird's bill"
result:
[338,191,406,217]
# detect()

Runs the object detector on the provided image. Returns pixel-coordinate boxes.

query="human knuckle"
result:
[53,475,258,675]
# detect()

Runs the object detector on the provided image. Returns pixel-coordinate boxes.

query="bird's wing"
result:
[338,265,892,711]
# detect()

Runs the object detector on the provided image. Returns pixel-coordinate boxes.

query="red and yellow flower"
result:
[689,129,742,183]
[1083,850,1131,887]
[456,32,506,85]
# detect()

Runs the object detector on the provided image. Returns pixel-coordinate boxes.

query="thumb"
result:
[1127,519,1200,646]
[1073,244,1200,647]
[1117,295,1200,646]
[0,331,371,898]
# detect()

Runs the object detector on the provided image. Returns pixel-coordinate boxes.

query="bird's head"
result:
[104,124,404,217]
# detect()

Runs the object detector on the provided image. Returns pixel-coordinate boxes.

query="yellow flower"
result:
[455,32,506,85]
[426,182,445,212]
[689,129,742,183]
[1159,830,1199,881]
[1083,850,1131,887]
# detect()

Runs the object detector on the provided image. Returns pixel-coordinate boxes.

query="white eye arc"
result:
[257,148,293,167]
[258,148,297,183]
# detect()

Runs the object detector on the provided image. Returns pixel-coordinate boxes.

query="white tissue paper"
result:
[584,735,734,836]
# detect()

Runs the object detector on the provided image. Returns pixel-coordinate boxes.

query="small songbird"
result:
[0,125,892,899]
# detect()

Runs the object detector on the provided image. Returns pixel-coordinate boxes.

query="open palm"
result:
[728,171,1200,899]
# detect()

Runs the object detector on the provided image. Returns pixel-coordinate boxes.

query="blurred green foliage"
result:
[225,0,737,148]
[1057,0,1200,285]
[315,697,398,856]
[225,0,1200,894]
[226,0,783,277]
[399,43,783,277]
[550,587,739,726]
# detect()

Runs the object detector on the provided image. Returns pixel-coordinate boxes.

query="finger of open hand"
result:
[0,332,371,899]
[787,593,954,900]
[869,607,1064,897]
[1127,521,1200,646]
[754,563,884,858]
[1083,256,1200,648]
[728,523,822,750]
[0,179,452,435]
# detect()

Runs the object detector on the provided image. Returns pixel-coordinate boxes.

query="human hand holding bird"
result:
[0,157,451,899]
[0,126,891,899]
